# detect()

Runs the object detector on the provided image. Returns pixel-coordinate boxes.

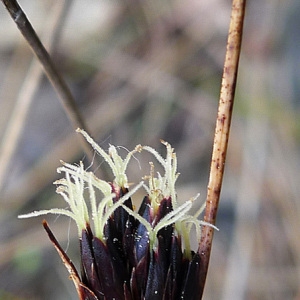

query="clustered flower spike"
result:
[19,129,217,300]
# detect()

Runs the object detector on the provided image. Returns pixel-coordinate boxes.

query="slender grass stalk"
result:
[198,0,247,296]
[1,0,92,156]
[0,1,73,192]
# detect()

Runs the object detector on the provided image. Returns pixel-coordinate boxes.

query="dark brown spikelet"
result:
[43,191,203,300]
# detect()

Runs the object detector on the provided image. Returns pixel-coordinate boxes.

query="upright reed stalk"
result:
[198,0,247,296]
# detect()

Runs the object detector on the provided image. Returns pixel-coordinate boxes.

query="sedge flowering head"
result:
[19,129,217,300]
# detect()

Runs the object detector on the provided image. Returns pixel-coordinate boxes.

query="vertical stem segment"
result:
[1,0,91,155]
[198,0,246,297]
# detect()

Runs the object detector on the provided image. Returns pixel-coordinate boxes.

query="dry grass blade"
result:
[198,0,247,296]
[42,221,98,300]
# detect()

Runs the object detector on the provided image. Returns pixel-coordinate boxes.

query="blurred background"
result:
[0,0,299,299]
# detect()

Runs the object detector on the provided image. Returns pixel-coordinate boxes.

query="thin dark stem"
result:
[198,0,247,297]
[1,0,92,156]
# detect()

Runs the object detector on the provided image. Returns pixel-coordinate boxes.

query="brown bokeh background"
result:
[0,0,299,299]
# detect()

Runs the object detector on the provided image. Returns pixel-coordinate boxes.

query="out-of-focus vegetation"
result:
[0,0,299,299]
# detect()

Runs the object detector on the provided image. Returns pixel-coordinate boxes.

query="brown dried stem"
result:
[42,221,97,300]
[198,0,247,297]
[1,0,91,155]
